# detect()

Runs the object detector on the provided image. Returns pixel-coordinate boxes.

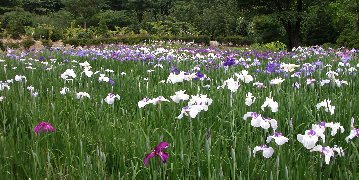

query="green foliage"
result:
[33,24,63,41]
[145,21,200,37]
[251,15,285,44]
[21,38,35,49]
[0,40,4,51]
[0,8,33,39]
[0,0,357,48]
[302,6,339,45]
[250,41,287,51]
[322,42,339,49]
[62,0,108,28]
[336,29,359,49]
[94,10,138,31]
[63,35,210,47]
[216,36,253,46]
[41,39,52,48]
[22,0,64,15]
[3,42,20,49]
[195,6,237,38]
[49,10,74,29]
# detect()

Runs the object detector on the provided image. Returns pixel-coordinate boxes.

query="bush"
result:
[217,36,253,46]
[33,24,63,41]
[22,38,35,49]
[336,29,359,49]
[4,42,20,49]
[0,9,33,39]
[41,39,52,48]
[94,10,137,31]
[63,35,211,47]
[0,40,4,51]
[250,41,287,52]
[250,15,285,43]
[302,6,339,45]
[322,42,339,49]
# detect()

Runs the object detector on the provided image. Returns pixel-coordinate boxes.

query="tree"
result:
[237,0,330,50]
[0,0,22,14]
[62,0,108,29]
[22,0,64,15]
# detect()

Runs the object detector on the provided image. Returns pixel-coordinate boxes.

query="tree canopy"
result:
[0,0,358,49]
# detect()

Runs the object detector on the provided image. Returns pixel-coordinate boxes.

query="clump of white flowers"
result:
[235,70,253,83]
[170,90,190,103]
[61,69,76,80]
[103,93,120,105]
[297,121,345,164]
[245,92,256,106]
[316,99,335,115]
[261,96,278,112]
[177,94,213,119]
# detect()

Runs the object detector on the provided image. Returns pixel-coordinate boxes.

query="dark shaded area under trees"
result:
[0,0,358,50]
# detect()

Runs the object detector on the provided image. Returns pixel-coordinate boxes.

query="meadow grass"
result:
[0,45,358,179]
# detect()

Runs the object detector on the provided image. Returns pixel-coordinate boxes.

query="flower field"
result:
[0,44,358,179]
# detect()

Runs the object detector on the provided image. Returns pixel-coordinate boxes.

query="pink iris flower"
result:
[34,121,55,135]
[143,142,169,166]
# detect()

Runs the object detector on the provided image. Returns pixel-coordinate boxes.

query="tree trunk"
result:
[284,0,302,51]
[84,20,87,29]
[284,22,300,51]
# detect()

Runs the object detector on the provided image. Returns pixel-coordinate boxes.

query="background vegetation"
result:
[0,0,358,49]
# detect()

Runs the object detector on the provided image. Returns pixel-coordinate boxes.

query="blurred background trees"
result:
[0,0,357,49]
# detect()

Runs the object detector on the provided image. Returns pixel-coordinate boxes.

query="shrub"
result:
[217,36,253,46]
[63,35,211,47]
[250,15,285,43]
[22,38,35,49]
[302,6,339,45]
[250,41,287,52]
[0,9,33,39]
[41,39,52,48]
[336,29,359,49]
[322,42,339,49]
[0,40,4,51]
[4,42,20,49]
[33,24,63,41]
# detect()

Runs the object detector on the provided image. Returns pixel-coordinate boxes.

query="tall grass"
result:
[0,45,358,179]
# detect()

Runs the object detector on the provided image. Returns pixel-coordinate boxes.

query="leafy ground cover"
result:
[0,44,358,179]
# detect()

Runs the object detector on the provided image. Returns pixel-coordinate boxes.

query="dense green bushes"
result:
[21,38,35,49]
[336,29,359,49]
[0,8,33,39]
[63,35,210,47]
[216,36,253,46]
[33,24,63,41]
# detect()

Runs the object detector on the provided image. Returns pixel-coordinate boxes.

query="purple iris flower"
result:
[194,71,204,80]
[274,132,282,137]
[34,121,55,135]
[307,129,316,136]
[144,142,169,166]
[108,78,115,85]
[223,57,236,67]
[313,61,323,67]
[170,67,180,75]
[266,62,280,73]
[319,121,326,127]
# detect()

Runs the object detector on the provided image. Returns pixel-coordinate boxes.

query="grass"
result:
[0,45,358,179]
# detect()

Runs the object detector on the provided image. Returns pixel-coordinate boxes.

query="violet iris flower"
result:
[194,71,204,80]
[223,57,236,67]
[34,121,55,135]
[170,67,180,75]
[144,142,169,166]
[108,78,115,85]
